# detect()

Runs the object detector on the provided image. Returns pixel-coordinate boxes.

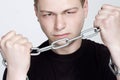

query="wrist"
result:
[108,44,120,53]
[108,45,120,68]
[7,67,28,80]
[109,58,120,76]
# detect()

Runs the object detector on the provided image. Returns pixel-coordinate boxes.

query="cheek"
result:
[40,26,53,40]
[75,12,85,26]
[67,13,85,31]
[39,18,54,36]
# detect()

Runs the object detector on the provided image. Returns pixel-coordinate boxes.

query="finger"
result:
[24,42,33,52]
[96,13,109,20]
[94,17,104,30]
[1,31,16,48]
[101,4,120,11]
[102,4,113,9]
[27,42,33,49]
[98,9,112,15]
[1,30,16,40]
[16,37,28,44]
[8,34,23,44]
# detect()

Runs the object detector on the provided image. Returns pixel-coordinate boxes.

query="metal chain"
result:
[1,27,100,67]
[31,27,100,56]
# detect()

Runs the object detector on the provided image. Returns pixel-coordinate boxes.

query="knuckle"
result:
[13,43,19,48]
[0,41,6,49]
[28,42,33,48]
[24,42,32,50]
[102,4,108,9]
[5,40,12,48]
[1,36,5,40]
[20,45,26,50]
[109,15,114,19]
[101,18,108,25]
[23,39,28,43]
[23,38,29,43]
[114,10,120,16]
[17,34,23,38]
[17,34,23,37]
[14,43,25,50]
[95,15,99,20]
[1,38,5,45]
[25,43,30,47]
[24,37,28,41]
[21,37,28,41]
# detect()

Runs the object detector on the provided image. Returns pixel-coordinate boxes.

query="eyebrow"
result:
[40,7,79,13]
[64,7,79,12]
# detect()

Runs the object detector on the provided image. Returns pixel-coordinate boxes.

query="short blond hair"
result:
[34,0,85,8]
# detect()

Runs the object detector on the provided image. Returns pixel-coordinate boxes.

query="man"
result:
[0,0,120,80]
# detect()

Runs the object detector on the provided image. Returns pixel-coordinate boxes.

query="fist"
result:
[94,4,120,47]
[0,30,32,73]
[94,4,120,68]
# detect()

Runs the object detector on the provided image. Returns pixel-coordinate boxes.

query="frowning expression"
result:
[35,0,88,44]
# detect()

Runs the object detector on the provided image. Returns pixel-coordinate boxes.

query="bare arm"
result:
[94,4,120,80]
[0,31,32,80]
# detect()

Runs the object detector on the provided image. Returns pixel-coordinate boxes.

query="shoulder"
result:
[82,39,111,62]
[82,39,109,53]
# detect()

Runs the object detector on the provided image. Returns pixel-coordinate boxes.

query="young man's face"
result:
[35,0,88,44]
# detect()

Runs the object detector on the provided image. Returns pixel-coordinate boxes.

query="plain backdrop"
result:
[0,0,120,79]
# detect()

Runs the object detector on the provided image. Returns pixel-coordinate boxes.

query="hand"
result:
[0,31,32,75]
[94,4,120,67]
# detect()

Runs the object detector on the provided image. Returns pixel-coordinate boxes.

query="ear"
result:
[34,5,39,19]
[83,0,88,18]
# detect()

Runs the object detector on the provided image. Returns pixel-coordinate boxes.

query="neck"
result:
[52,39,82,55]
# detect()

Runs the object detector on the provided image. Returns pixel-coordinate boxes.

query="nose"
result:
[54,15,65,31]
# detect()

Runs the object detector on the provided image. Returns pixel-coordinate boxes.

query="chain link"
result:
[31,27,100,56]
[1,27,100,66]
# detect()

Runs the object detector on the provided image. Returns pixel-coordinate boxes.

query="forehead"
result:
[37,0,82,11]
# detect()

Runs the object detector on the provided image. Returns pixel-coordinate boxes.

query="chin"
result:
[49,38,68,46]
[55,40,68,46]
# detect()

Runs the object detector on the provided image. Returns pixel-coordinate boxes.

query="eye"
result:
[42,13,54,17]
[66,11,75,14]
[65,10,77,15]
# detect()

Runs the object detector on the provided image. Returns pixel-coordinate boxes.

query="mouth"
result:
[54,33,70,39]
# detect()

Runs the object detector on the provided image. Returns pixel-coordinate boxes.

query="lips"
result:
[54,33,70,39]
